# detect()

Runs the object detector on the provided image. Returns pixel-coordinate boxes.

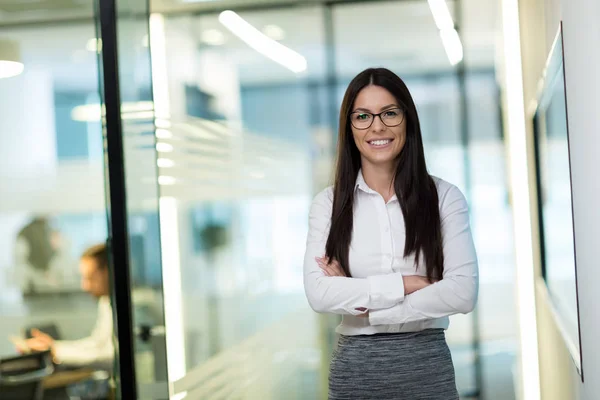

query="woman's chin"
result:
[362,155,398,169]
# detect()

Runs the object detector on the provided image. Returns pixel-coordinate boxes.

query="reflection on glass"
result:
[154,6,326,399]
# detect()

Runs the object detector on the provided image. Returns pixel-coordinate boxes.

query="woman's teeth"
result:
[369,139,391,146]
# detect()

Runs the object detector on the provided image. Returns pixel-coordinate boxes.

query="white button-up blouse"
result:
[303,171,479,335]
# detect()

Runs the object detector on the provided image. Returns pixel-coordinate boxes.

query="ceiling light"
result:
[219,10,307,73]
[71,104,102,121]
[0,39,24,79]
[440,28,463,65]
[427,0,454,30]
[86,38,102,53]
[262,25,285,41]
[71,101,155,121]
[427,0,463,66]
[201,29,225,46]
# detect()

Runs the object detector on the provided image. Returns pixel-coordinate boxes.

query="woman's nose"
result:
[371,115,386,131]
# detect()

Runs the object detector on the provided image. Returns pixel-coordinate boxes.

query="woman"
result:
[303,68,478,399]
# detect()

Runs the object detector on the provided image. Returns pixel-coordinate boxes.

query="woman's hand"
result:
[355,307,369,318]
[316,256,346,277]
[403,276,436,295]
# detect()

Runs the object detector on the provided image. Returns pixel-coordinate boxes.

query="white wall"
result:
[519,0,600,398]
[561,0,600,397]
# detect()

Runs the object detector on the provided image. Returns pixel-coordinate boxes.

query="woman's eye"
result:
[355,113,369,120]
[384,110,399,117]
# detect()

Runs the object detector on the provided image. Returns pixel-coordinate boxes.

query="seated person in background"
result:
[22,243,114,370]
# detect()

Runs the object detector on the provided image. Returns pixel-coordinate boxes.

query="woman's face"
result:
[350,85,406,170]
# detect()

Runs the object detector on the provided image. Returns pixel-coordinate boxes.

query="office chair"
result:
[0,350,54,400]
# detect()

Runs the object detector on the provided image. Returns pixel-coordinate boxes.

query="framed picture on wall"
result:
[532,22,584,380]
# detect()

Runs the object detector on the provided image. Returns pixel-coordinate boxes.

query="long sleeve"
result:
[54,296,114,369]
[369,185,479,326]
[303,188,405,316]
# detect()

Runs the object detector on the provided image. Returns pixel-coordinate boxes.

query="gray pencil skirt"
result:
[328,329,459,400]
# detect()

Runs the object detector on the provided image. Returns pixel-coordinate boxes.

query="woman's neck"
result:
[361,162,395,201]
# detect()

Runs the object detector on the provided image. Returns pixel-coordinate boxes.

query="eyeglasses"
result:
[349,107,405,130]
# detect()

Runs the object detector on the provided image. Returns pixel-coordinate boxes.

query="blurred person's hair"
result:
[82,243,108,270]
[18,217,55,272]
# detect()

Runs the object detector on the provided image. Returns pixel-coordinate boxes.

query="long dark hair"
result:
[325,68,444,282]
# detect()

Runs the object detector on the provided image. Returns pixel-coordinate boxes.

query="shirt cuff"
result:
[367,272,405,309]
[53,341,66,363]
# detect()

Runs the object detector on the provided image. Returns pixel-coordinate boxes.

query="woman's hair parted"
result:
[325,67,444,282]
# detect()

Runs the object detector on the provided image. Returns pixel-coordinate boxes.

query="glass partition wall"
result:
[147,0,511,399]
[0,0,514,399]
[0,0,169,398]
[0,3,126,400]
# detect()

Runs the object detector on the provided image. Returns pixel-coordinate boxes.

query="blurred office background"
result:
[0,0,519,399]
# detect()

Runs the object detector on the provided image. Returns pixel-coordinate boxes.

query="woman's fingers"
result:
[317,260,337,276]
[328,259,345,276]
[316,257,345,276]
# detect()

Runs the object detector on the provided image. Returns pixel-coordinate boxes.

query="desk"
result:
[42,368,113,400]
[43,368,94,390]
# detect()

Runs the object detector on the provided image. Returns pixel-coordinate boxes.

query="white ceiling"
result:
[0,0,498,91]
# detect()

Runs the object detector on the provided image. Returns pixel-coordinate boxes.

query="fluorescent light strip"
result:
[71,101,154,121]
[501,0,541,399]
[427,0,455,30]
[218,10,307,73]
[427,0,463,65]
[86,38,102,53]
[440,28,463,66]
[159,197,187,384]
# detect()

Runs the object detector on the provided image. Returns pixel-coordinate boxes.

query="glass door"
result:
[95,0,169,398]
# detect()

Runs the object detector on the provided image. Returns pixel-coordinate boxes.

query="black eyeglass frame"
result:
[348,107,406,130]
